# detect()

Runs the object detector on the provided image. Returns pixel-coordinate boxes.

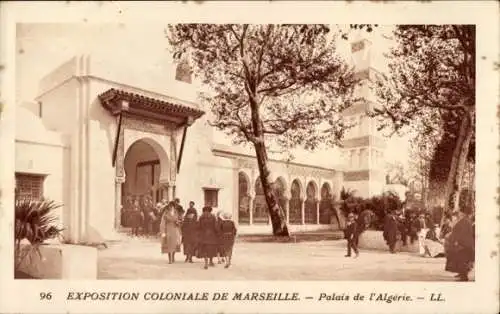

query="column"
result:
[114,111,126,233]
[159,179,169,202]
[284,197,290,224]
[316,199,320,225]
[167,184,175,201]
[249,193,254,225]
[301,199,305,225]
[114,176,125,230]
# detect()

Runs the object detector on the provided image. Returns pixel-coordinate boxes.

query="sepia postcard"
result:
[0,1,498,313]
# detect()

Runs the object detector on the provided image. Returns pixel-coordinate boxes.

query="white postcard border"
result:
[0,1,498,314]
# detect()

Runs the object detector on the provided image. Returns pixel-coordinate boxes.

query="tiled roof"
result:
[99,88,205,119]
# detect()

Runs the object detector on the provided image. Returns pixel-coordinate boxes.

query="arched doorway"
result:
[320,182,334,225]
[273,177,287,221]
[305,181,318,224]
[238,172,251,225]
[121,138,166,227]
[289,179,302,224]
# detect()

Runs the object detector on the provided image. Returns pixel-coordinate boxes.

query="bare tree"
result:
[167,24,361,236]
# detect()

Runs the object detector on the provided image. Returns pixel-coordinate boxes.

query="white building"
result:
[14,34,387,244]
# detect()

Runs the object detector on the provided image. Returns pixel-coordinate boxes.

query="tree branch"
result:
[256,24,273,84]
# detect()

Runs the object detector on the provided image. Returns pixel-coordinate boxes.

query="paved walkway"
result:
[98,237,473,281]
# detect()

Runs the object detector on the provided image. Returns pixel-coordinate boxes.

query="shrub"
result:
[14,198,63,270]
[339,187,403,231]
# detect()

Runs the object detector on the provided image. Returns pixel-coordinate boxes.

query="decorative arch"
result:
[238,171,251,224]
[122,137,170,217]
[305,181,318,224]
[252,177,269,224]
[274,176,288,193]
[289,179,303,224]
[320,182,335,225]
[306,180,319,200]
[321,182,333,199]
[124,136,170,183]
[273,176,288,221]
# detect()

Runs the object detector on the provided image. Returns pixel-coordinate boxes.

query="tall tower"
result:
[340,37,387,198]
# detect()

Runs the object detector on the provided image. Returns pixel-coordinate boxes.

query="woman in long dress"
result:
[160,201,181,264]
[181,201,198,263]
[416,212,429,256]
[218,211,237,268]
[445,209,475,281]
[423,224,445,258]
[215,211,225,264]
[198,206,219,269]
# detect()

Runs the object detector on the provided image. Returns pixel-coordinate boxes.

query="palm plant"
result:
[14,198,63,271]
[340,187,355,201]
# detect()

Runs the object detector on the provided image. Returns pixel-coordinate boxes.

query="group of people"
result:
[383,208,438,255]
[344,206,475,281]
[158,199,238,270]
[121,195,161,237]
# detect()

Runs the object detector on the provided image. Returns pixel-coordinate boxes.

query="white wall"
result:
[37,79,79,135]
[15,108,71,238]
[176,110,237,215]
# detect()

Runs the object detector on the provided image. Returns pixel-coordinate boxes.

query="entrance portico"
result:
[99,88,205,231]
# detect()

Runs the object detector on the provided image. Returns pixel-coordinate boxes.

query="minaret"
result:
[340,36,387,198]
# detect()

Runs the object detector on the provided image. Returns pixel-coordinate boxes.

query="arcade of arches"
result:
[238,172,338,227]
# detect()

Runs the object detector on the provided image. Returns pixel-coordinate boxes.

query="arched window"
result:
[305,181,318,224]
[252,177,269,224]
[289,179,302,224]
[238,172,250,224]
[319,183,334,225]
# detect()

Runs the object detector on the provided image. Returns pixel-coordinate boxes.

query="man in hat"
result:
[383,209,399,253]
[344,212,359,258]
[174,198,185,216]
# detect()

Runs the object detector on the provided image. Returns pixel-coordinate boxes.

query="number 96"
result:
[40,292,52,300]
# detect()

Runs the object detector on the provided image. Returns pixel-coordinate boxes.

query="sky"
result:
[15,23,409,167]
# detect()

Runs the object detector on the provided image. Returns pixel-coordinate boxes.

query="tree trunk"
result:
[451,118,474,213]
[253,141,290,236]
[442,113,473,219]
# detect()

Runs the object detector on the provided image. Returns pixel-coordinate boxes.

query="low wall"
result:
[16,243,98,279]
[238,223,334,235]
[357,230,419,253]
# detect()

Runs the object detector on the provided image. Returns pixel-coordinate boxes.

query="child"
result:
[218,211,237,268]
[344,213,359,258]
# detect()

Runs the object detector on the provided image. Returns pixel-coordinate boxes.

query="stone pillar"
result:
[249,193,254,225]
[316,199,320,224]
[114,111,126,235]
[167,184,175,202]
[301,199,305,225]
[114,176,125,230]
[284,197,290,224]
[159,179,169,202]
